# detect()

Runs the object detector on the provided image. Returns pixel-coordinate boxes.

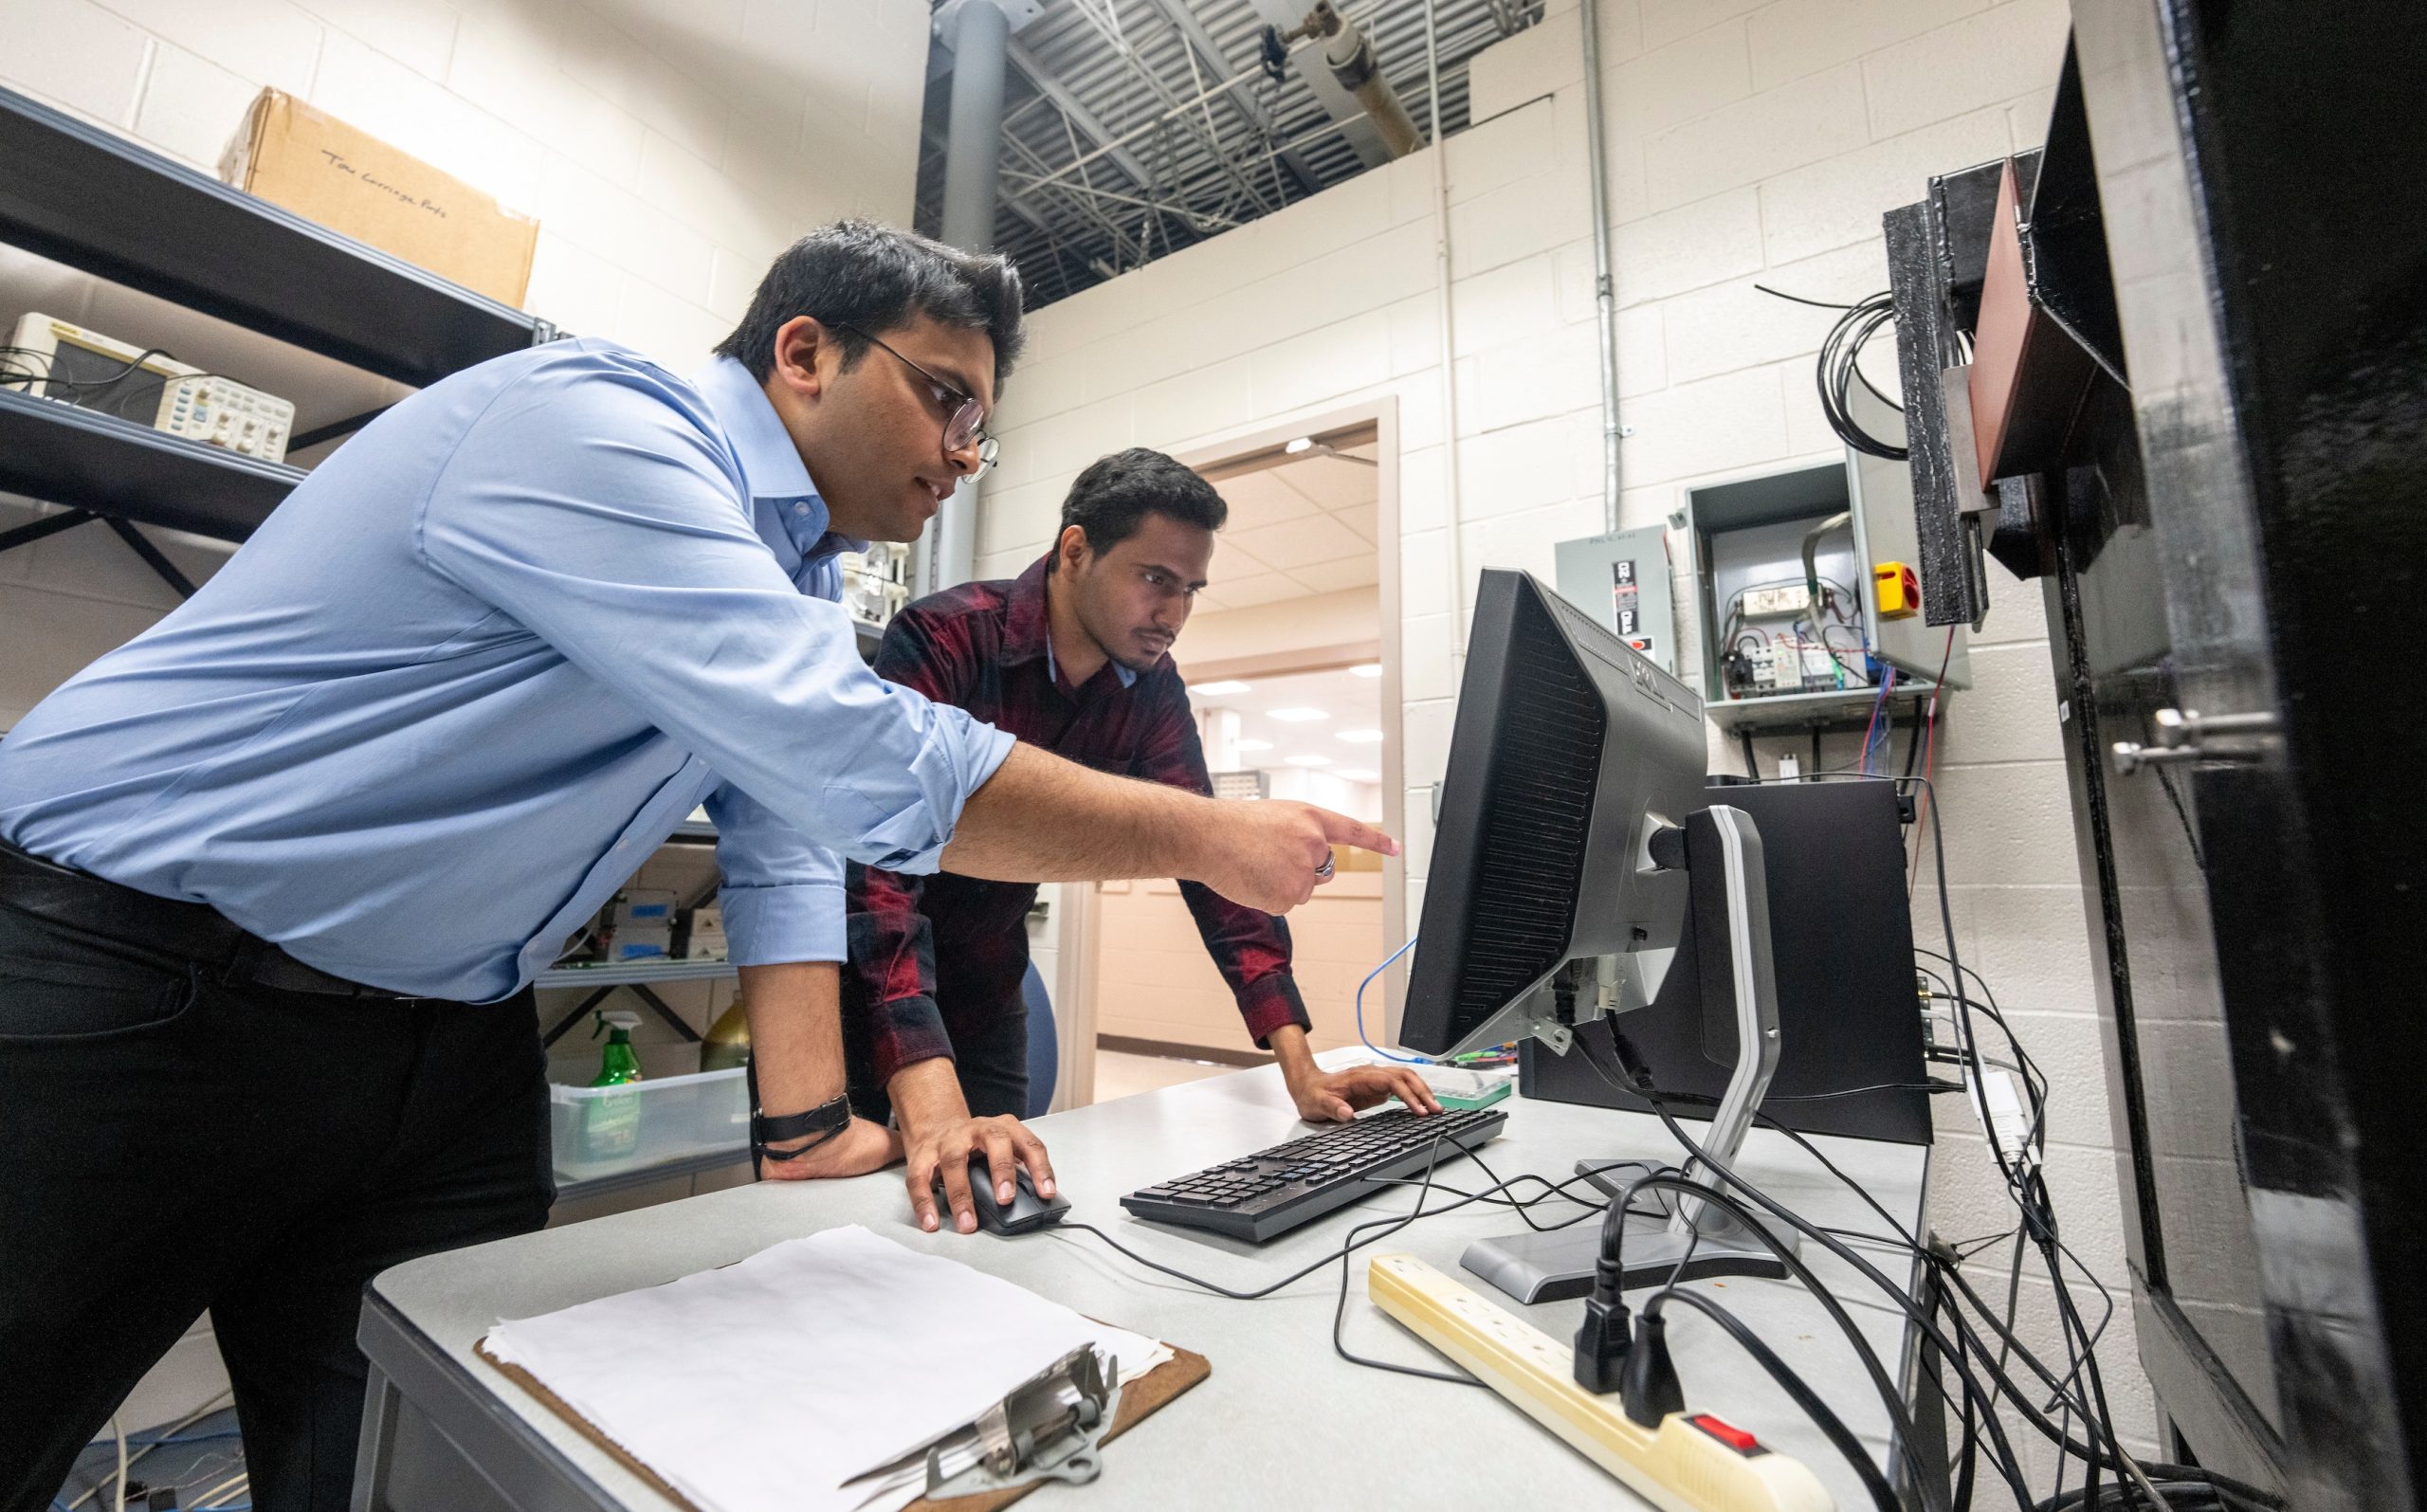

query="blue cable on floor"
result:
[1353,936,1430,1064]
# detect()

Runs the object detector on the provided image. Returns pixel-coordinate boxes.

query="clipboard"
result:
[474,1328,1209,1512]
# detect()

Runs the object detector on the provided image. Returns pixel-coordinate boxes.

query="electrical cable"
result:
[1599,1166,1947,1512]
[1908,627,1957,893]
[1352,935,1429,1064]
[1050,1138,1615,1303]
[64,1393,235,1511]
[1054,1138,1659,1393]
[1578,1020,2038,1503]
[1645,1285,1902,1512]
[1752,283,1857,311]
[1771,287,1909,457]
[1675,779,2244,1506]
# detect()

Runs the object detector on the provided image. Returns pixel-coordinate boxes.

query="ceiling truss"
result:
[917,0,1542,306]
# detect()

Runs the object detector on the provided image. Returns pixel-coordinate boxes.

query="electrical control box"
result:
[1683,458,1967,732]
[6,312,295,462]
[1551,523,1676,676]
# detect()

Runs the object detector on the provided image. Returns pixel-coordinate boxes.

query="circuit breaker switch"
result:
[1872,561,1919,619]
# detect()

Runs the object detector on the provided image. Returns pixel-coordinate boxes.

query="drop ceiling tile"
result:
[1214,470,1322,532]
[1215,535,1279,577]
[1293,556,1380,592]
[1335,502,1379,541]
[1225,512,1372,569]
[1283,456,1379,511]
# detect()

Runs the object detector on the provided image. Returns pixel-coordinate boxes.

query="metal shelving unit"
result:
[537,959,738,990]
[0,84,549,390]
[0,387,302,543]
[0,82,555,573]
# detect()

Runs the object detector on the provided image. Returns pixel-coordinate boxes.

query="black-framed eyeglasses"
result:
[833,321,999,483]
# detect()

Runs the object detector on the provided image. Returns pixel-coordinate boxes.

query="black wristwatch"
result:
[751,1092,853,1163]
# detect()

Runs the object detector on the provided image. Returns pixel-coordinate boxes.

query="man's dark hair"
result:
[713,219,1026,387]
[1055,448,1228,571]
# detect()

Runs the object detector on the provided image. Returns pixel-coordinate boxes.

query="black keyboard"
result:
[1119,1105,1508,1243]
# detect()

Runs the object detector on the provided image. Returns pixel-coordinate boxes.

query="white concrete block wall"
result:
[985,0,2130,1499]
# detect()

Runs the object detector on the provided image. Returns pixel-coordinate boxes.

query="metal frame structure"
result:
[916,0,1541,304]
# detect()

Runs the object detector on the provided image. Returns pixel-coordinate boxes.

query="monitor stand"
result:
[1459,806,1799,1304]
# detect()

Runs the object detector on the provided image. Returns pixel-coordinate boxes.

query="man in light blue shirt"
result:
[0,221,1389,1512]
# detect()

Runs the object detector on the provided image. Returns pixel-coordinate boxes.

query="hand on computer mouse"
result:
[893,1065,1056,1233]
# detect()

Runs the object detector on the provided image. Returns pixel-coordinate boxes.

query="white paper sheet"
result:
[484,1226,1170,1512]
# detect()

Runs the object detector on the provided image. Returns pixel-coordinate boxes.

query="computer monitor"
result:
[1397,569,1801,1303]
[1399,568,1708,1061]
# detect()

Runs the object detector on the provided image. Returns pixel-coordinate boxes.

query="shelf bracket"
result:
[104,518,197,597]
[540,981,704,1047]
[0,508,98,555]
[288,406,392,452]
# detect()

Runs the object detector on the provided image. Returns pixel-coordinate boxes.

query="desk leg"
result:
[353,1365,403,1512]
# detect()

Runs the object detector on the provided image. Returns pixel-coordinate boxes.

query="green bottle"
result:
[583,1011,645,1164]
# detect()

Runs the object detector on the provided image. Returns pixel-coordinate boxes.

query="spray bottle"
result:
[583,1011,645,1163]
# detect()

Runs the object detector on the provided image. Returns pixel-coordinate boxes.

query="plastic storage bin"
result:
[548,1066,750,1186]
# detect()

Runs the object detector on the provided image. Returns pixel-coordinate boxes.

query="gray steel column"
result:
[940,0,1010,252]
[933,0,1010,591]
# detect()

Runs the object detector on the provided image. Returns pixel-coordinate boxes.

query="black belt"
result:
[0,842,421,999]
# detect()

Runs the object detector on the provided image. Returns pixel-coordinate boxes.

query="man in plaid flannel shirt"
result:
[847,448,1437,1234]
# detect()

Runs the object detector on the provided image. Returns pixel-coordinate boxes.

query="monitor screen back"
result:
[1521,777,1934,1146]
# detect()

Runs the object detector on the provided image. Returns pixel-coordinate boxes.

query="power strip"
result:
[1367,1254,1833,1512]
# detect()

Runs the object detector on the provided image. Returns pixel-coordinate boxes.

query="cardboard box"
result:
[221,89,537,307]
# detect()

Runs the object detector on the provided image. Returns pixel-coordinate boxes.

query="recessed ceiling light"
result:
[1336,728,1383,744]
[1338,769,1378,783]
[1235,738,1273,752]
[1285,754,1332,767]
[1195,680,1252,696]
[1347,663,1383,679]
[1267,707,1328,723]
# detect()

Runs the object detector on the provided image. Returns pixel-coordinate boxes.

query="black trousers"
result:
[0,899,553,1512]
[844,1007,1031,1127]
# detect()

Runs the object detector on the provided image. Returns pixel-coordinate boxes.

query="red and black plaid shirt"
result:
[844,554,1308,1089]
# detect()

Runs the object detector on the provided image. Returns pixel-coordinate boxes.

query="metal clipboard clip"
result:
[922,1346,1122,1500]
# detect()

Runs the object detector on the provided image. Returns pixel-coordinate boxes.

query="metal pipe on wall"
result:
[1318,6,1425,158]
[1580,0,1622,531]
[1425,0,1469,656]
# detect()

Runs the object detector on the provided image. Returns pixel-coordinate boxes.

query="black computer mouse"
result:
[937,1153,1070,1235]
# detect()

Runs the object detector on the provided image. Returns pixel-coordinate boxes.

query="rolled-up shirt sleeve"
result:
[416,358,1013,874]
[706,779,845,964]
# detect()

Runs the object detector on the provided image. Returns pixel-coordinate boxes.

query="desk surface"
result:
[365,1065,1930,1511]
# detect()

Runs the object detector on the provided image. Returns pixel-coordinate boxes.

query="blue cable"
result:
[1354,935,1431,1065]
[1861,666,1896,774]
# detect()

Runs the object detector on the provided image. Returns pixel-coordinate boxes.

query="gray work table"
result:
[353,1064,1933,1511]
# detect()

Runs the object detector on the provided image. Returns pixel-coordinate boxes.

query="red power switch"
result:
[1689,1414,1766,1455]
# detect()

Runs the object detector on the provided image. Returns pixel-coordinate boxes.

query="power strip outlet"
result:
[1367,1254,1832,1511]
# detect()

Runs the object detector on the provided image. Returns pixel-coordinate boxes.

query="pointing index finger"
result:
[1314,810,1399,857]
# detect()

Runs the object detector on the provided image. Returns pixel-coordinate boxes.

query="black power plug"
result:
[1619,1309,1686,1428]
[1573,1281,1632,1394]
